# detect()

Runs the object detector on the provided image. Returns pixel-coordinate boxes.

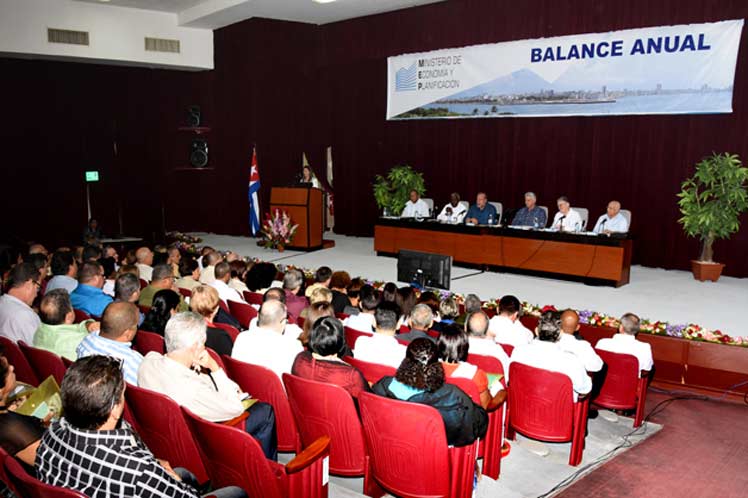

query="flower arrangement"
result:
[260,209,299,251]
[165,231,203,255]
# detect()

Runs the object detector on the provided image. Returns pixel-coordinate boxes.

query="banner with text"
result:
[387,20,743,120]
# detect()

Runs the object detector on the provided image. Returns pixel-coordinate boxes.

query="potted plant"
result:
[373,164,426,216]
[677,152,748,281]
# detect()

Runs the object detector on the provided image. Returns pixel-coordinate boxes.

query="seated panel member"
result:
[437,192,467,223]
[465,192,498,225]
[511,191,547,228]
[593,200,629,234]
[400,189,430,218]
[551,196,583,232]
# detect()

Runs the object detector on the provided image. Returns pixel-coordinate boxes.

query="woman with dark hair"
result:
[140,289,181,336]
[372,338,488,447]
[437,324,492,408]
[292,317,369,399]
[245,262,279,292]
[381,282,398,303]
[299,301,335,347]
[0,353,46,470]
[395,286,417,328]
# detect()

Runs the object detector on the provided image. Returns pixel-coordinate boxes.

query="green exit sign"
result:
[85,171,99,182]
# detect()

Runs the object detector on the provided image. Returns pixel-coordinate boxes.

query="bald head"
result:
[606,200,621,218]
[466,311,489,337]
[135,247,153,265]
[560,309,579,335]
[257,299,287,333]
[205,251,223,267]
[100,302,139,341]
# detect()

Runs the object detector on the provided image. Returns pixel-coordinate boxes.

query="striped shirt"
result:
[36,418,198,498]
[77,332,144,385]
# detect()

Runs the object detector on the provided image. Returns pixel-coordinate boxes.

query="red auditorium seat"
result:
[182,407,331,498]
[124,383,210,485]
[243,290,263,305]
[593,349,649,428]
[222,356,300,452]
[344,326,373,350]
[206,348,225,370]
[0,336,39,386]
[499,343,514,357]
[212,322,240,342]
[358,391,477,498]
[217,299,230,314]
[18,342,67,386]
[139,278,148,290]
[283,374,383,497]
[0,446,18,497]
[342,357,396,385]
[178,287,192,298]
[73,309,91,323]
[4,454,87,498]
[138,304,151,315]
[227,300,258,329]
[133,330,165,355]
[508,362,589,466]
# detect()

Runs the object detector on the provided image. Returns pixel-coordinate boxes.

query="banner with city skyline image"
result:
[387,20,743,120]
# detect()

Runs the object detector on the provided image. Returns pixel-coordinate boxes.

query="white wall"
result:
[0,0,213,70]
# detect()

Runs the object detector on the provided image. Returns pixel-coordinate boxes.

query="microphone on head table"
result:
[599,218,607,234]
[558,215,566,230]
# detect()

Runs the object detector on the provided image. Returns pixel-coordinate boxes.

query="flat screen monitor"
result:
[397,249,452,290]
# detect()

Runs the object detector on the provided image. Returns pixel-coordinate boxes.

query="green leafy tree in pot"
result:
[373,165,426,216]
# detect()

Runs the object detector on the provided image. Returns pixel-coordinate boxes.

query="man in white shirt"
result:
[596,313,653,372]
[343,286,378,332]
[0,263,42,344]
[558,310,603,373]
[199,251,223,284]
[209,262,246,305]
[511,311,591,400]
[551,196,583,232]
[354,306,406,368]
[436,192,467,224]
[488,295,534,348]
[232,299,303,380]
[245,288,303,340]
[466,311,510,375]
[45,251,78,295]
[138,312,277,460]
[135,246,154,282]
[400,189,430,218]
[592,200,629,234]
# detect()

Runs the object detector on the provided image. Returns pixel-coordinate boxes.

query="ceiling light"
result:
[313,0,337,3]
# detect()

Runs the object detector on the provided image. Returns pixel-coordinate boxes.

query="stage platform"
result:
[192,232,747,339]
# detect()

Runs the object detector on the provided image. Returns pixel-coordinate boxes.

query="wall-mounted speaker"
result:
[190,139,208,168]
[187,105,201,127]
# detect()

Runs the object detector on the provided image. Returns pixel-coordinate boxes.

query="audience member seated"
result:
[199,251,223,284]
[372,338,488,447]
[343,285,379,332]
[34,289,99,361]
[398,303,436,343]
[135,246,154,282]
[27,243,49,257]
[437,192,467,223]
[246,288,303,340]
[189,286,235,357]
[229,260,250,294]
[596,313,653,372]
[329,271,352,314]
[465,192,497,225]
[488,295,533,348]
[100,257,118,297]
[511,311,592,400]
[344,277,365,315]
[176,257,202,291]
[432,296,459,333]
[511,191,547,228]
[593,200,629,234]
[438,324,492,408]
[0,353,46,470]
[244,262,279,292]
[0,263,41,344]
[45,251,79,295]
[465,311,510,374]
[139,312,277,460]
[114,272,144,326]
[196,246,214,270]
[455,293,482,327]
[77,302,143,384]
[395,286,417,327]
[166,245,182,278]
[400,189,430,218]
[381,282,398,304]
[38,355,246,498]
[140,290,181,336]
[551,196,583,232]
[70,261,113,318]
[292,317,370,399]
[299,301,337,348]
[209,262,247,305]
[306,285,333,308]
[354,305,407,369]
[232,300,303,380]
[82,244,102,263]
[139,264,189,311]
[304,265,332,299]
[558,310,603,373]
[283,269,308,322]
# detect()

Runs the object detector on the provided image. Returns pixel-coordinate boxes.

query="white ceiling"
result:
[74,0,446,28]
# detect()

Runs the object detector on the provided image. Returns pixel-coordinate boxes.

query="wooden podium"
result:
[269,187,324,250]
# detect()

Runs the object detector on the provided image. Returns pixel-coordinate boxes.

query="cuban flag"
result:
[248,147,261,236]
